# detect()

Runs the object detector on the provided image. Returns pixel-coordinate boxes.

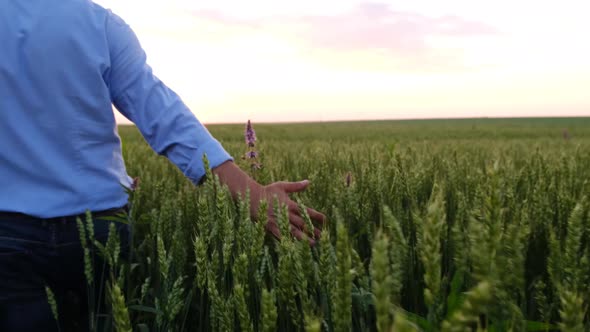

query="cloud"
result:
[191,2,498,71]
[191,9,262,29]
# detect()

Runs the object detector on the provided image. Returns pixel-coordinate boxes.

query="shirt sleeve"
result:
[103,10,232,184]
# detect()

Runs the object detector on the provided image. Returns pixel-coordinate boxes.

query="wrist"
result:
[212,160,262,199]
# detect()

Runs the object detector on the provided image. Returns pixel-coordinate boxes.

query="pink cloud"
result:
[297,3,497,55]
[191,2,498,71]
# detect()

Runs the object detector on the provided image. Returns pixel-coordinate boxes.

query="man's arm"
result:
[105,11,231,185]
[104,10,325,240]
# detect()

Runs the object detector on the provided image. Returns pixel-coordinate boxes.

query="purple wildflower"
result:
[245,120,257,147]
[243,120,262,171]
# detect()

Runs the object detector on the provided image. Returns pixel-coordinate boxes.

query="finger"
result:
[291,225,304,240]
[287,201,300,214]
[309,237,317,247]
[314,227,322,239]
[288,201,309,218]
[277,180,310,194]
[265,220,281,240]
[289,213,306,231]
[290,213,316,238]
[290,201,324,230]
[307,208,327,226]
[290,225,316,246]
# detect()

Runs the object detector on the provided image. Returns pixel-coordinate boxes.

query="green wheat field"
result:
[73,118,590,332]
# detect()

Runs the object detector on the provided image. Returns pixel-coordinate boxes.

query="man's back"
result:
[0,0,231,218]
[0,0,131,217]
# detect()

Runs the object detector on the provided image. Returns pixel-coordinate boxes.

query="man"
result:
[0,0,325,330]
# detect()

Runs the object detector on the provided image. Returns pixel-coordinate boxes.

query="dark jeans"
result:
[0,208,130,332]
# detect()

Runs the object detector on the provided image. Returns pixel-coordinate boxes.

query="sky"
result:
[94,0,590,124]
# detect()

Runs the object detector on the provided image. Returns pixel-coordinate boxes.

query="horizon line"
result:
[118,115,590,126]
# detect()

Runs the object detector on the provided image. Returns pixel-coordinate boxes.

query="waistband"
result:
[0,205,129,223]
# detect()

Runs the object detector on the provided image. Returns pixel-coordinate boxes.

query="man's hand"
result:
[212,161,326,244]
[256,180,326,243]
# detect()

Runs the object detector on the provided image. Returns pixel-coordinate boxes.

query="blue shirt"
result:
[0,0,233,218]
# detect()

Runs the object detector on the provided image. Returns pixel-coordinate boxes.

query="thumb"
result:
[280,180,310,193]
